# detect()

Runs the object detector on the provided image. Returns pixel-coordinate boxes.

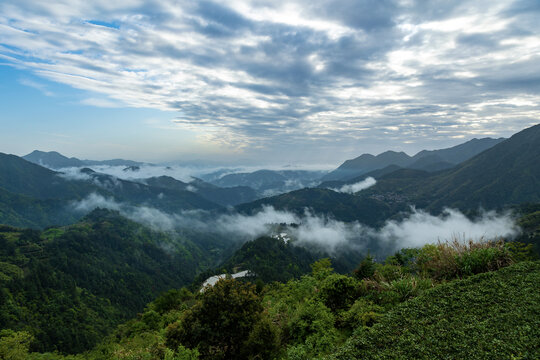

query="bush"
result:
[455,246,512,276]
[353,254,376,280]
[416,239,513,281]
[339,299,384,329]
[152,288,194,314]
[373,264,404,282]
[165,278,263,360]
[241,316,281,360]
[504,241,538,262]
[287,300,336,344]
[317,274,360,312]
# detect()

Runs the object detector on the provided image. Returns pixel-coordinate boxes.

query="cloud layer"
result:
[71,194,520,255]
[1,0,539,155]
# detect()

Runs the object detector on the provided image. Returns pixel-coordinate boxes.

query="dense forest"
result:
[0,209,221,354]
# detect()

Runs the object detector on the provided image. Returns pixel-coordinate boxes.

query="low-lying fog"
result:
[72,193,520,257]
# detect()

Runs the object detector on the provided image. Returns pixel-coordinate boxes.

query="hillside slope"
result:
[367,123,540,211]
[332,261,540,359]
[0,209,213,353]
[236,188,397,226]
[0,155,223,227]
[323,137,504,181]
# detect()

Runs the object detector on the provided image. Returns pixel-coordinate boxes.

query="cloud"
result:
[80,97,124,108]
[70,193,180,231]
[18,77,54,96]
[71,193,520,257]
[376,207,520,250]
[214,206,520,254]
[56,163,331,184]
[71,193,121,212]
[217,205,298,238]
[0,0,538,156]
[185,185,197,192]
[331,176,376,193]
[57,167,93,181]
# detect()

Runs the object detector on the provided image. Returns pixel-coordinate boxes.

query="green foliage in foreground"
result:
[331,261,540,360]
[2,236,538,360]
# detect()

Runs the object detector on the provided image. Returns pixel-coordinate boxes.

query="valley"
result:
[0,124,539,358]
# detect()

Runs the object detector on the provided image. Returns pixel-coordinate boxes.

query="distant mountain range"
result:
[23,150,144,169]
[1,125,538,229]
[0,154,223,228]
[208,169,327,195]
[237,187,397,226]
[143,175,258,207]
[238,124,539,223]
[365,123,540,211]
[322,137,505,181]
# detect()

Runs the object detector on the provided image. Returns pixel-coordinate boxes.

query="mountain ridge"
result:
[23,150,144,169]
[322,137,505,181]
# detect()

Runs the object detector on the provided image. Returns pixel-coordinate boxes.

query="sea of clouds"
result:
[57,163,333,183]
[71,194,520,256]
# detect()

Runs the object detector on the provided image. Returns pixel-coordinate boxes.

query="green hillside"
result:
[1,237,537,359]
[145,176,259,206]
[366,123,540,212]
[331,261,540,360]
[0,209,215,354]
[236,188,398,226]
[0,153,103,201]
[0,154,223,228]
[195,236,319,284]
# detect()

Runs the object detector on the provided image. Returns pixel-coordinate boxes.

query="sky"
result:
[0,0,539,165]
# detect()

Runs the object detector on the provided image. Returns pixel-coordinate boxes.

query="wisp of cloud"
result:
[331,177,377,194]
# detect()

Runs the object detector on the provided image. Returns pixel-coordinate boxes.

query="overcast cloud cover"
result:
[1,0,539,161]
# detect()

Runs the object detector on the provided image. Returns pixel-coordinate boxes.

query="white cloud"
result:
[331,177,376,194]
[80,97,124,108]
[57,167,93,181]
[0,0,538,155]
[377,208,519,249]
[70,192,520,256]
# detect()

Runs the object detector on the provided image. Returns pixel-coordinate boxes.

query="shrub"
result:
[310,258,333,280]
[353,254,376,280]
[390,276,433,302]
[318,274,360,312]
[339,299,384,329]
[152,288,194,314]
[455,246,512,276]
[165,278,263,360]
[504,241,538,262]
[241,316,281,360]
[416,238,513,281]
[287,300,336,344]
[373,264,404,282]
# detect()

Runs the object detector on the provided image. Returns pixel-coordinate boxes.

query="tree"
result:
[0,330,33,360]
[353,254,376,280]
[165,278,265,359]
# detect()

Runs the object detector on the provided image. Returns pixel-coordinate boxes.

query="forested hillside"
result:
[236,188,399,226]
[0,209,216,353]
[366,123,540,212]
